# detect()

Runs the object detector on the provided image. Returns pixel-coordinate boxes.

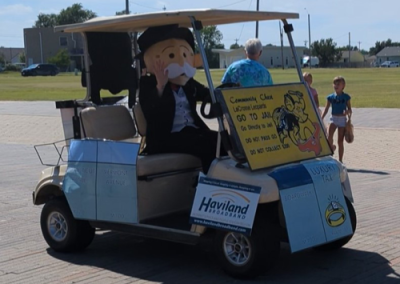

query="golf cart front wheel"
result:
[40,198,95,252]
[214,225,280,279]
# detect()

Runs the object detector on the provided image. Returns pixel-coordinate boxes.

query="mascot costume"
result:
[137,24,224,173]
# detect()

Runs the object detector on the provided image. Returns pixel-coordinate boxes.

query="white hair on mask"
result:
[165,62,196,79]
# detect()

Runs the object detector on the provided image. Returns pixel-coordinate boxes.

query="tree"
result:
[311,38,341,66]
[338,45,358,52]
[34,13,58,28]
[115,10,130,15]
[33,3,96,27]
[0,53,5,65]
[196,26,224,68]
[368,39,400,55]
[19,52,26,64]
[48,49,70,70]
[57,4,96,25]
[230,43,240,49]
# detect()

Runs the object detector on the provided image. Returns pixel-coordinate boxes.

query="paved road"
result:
[0,101,400,283]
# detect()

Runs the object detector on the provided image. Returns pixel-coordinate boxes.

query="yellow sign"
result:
[219,84,332,170]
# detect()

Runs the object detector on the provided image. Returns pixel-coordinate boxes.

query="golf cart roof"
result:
[54,9,299,33]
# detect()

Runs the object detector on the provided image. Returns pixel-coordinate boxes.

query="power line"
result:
[216,0,249,8]
[130,1,160,11]
[236,0,253,42]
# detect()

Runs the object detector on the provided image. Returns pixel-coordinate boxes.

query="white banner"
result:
[190,174,261,235]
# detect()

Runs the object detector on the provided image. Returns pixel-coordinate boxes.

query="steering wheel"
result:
[200,82,240,119]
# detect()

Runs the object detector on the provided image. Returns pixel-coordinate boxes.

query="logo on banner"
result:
[325,195,346,227]
[198,189,250,220]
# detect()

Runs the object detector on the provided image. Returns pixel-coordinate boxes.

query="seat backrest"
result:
[80,105,136,140]
[133,103,147,137]
[81,32,138,106]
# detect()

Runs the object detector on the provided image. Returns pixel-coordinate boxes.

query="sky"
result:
[1,0,400,51]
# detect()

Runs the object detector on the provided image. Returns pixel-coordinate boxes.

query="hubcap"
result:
[47,212,68,242]
[223,232,251,266]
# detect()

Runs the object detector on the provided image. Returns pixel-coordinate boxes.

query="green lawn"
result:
[1,68,399,108]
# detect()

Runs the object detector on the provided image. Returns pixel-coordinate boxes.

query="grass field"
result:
[1,68,399,108]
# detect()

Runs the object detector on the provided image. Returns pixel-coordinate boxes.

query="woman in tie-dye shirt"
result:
[221,38,273,87]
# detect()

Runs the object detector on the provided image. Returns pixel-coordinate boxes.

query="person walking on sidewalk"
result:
[303,72,320,113]
[321,76,352,163]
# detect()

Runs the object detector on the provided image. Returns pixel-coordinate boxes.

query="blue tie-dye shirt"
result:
[221,59,273,87]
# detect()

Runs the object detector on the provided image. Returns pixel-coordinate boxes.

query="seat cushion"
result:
[137,153,201,177]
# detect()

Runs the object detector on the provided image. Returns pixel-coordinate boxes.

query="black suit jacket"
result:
[139,75,210,152]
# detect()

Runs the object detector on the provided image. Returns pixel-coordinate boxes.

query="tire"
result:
[50,71,56,76]
[214,222,280,279]
[75,220,95,251]
[40,199,95,252]
[313,197,357,251]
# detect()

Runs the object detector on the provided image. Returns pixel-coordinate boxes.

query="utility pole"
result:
[255,0,259,38]
[125,0,129,14]
[305,8,311,69]
[348,32,351,67]
[358,41,361,51]
[304,40,308,47]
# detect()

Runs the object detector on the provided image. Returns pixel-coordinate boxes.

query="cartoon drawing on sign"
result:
[325,195,346,227]
[272,90,322,155]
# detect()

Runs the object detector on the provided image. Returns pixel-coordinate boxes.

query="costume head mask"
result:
[138,24,202,86]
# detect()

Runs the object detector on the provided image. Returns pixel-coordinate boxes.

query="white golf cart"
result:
[33,9,356,279]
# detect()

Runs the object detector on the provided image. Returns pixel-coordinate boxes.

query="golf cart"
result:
[32,9,356,279]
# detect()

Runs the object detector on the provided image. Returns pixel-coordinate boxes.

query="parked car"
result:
[21,63,59,76]
[380,61,399,68]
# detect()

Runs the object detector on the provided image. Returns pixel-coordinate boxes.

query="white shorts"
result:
[330,116,346,127]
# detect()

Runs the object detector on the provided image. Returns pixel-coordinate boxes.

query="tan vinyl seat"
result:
[81,105,137,141]
[132,102,202,176]
[80,104,202,177]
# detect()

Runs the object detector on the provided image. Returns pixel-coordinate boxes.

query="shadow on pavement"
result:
[348,168,390,175]
[47,231,400,284]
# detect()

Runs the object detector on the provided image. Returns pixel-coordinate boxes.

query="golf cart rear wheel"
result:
[40,198,95,252]
[313,197,357,251]
[214,224,280,279]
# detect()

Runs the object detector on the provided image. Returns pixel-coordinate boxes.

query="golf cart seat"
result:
[80,105,202,178]
[132,102,202,177]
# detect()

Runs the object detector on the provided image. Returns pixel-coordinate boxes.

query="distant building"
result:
[23,27,84,71]
[0,47,24,64]
[334,50,366,68]
[339,50,364,63]
[376,46,400,64]
[365,55,378,67]
[212,46,306,69]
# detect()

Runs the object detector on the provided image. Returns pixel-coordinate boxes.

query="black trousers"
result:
[146,127,226,173]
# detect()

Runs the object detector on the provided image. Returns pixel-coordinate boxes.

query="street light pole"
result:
[305,8,312,69]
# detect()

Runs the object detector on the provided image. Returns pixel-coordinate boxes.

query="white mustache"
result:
[165,62,196,79]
